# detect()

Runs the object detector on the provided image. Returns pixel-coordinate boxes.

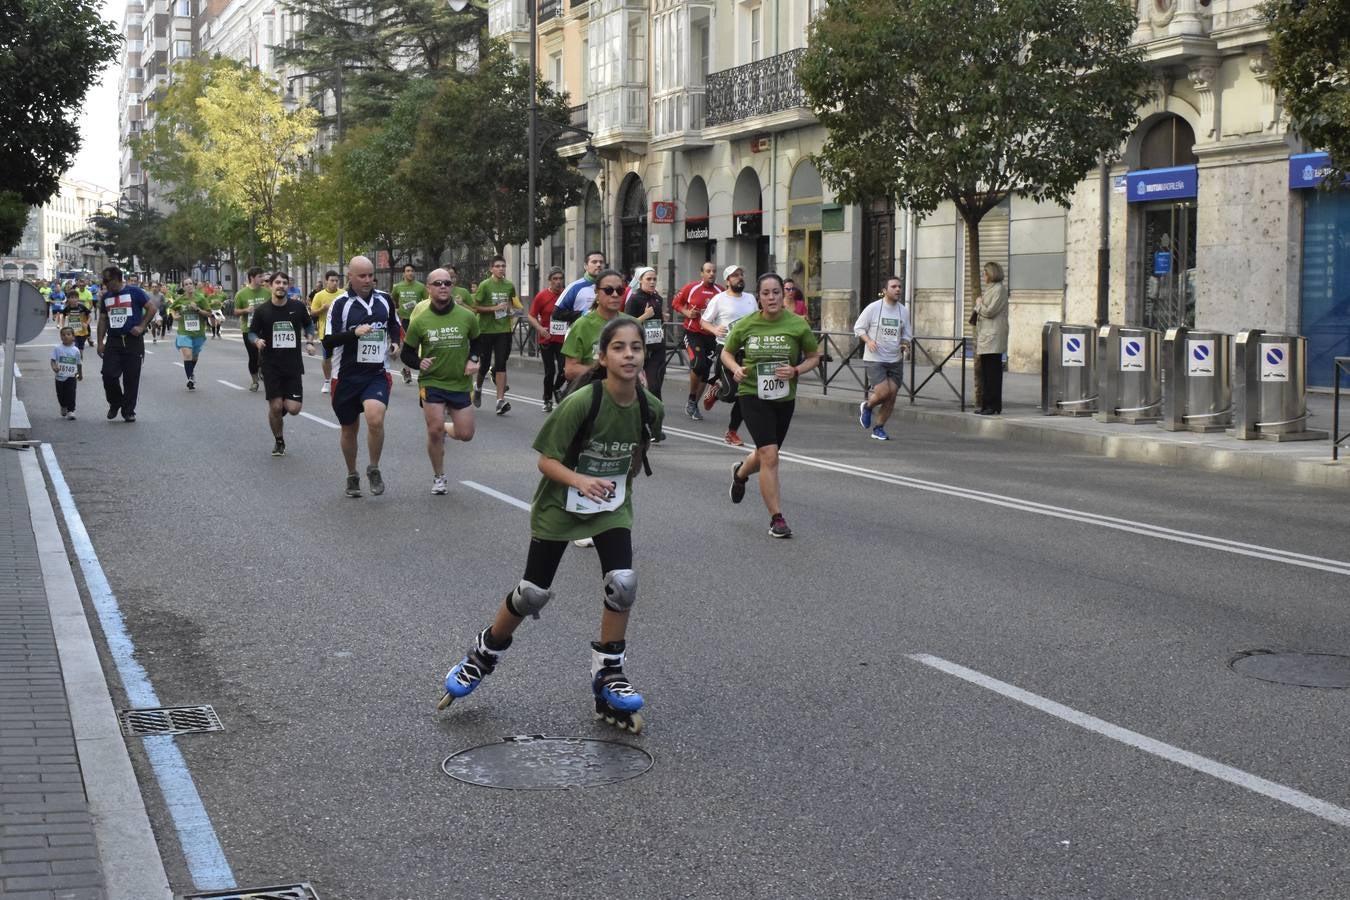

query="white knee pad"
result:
[602,569,638,613]
[507,579,553,619]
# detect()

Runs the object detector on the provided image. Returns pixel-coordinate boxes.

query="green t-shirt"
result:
[234,286,270,329]
[403,300,481,392]
[723,310,820,402]
[392,280,429,319]
[473,277,519,335]
[529,382,664,541]
[560,311,635,368]
[172,293,209,337]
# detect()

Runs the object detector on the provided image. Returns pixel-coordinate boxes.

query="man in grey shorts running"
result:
[853,275,911,441]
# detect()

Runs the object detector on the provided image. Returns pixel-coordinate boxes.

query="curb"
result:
[19,449,174,900]
[503,352,1350,489]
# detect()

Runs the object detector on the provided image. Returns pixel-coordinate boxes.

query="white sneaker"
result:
[320,382,330,394]
[432,475,448,495]
[573,537,594,548]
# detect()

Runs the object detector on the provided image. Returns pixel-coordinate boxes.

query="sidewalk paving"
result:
[507,346,1350,488]
[0,449,104,900]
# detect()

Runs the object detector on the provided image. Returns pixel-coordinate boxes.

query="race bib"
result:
[107,306,129,329]
[494,306,508,319]
[549,319,569,337]
[356,332,386,364]
[643,319,664,345]
[56,360,78,378]
[72,321,88,336]
[879,317,901,343]
[756,361,790,400]
[182,314,201,333]
[272,321,296,349]
[564,452,629,516]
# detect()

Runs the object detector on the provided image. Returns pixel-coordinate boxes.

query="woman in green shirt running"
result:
[437,311,663,733]
[722,272,822,539]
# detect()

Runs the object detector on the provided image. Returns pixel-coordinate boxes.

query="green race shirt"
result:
[172,293,209,337]
[404,300,481,392]
[560,311,635,368]
[723,310,819,402]
[233,286,270,330]
[529,382,664,541]
[473,277,519,335]
[392,280,429,319]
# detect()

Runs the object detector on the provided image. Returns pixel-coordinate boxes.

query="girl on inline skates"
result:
[437,274,663,733]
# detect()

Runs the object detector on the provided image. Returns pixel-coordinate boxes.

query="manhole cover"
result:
[119,705,224,736]
[1229,650,1350,688]
[180,883,319,900]
[442,735,652,790]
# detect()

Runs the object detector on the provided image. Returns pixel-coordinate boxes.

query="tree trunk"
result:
[960,207,984,410]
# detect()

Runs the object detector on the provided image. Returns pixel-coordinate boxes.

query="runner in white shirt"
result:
[700,265,758,445]
[853,275,912,441]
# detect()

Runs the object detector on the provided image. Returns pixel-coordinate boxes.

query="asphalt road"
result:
[13,322,1350,899]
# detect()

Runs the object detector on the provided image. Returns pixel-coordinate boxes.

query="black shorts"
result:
[477,332,512,372]
[421,386,472,410]
[738,396,795,449]
[684,331,716,380]
[331,372,391,425]
[262,368,303,402]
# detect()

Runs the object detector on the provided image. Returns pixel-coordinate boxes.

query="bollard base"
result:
[1227,427,1328,442]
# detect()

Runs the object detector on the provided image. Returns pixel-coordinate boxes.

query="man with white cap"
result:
[700,264,758,445]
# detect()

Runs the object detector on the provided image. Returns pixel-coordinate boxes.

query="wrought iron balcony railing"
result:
[705,48,808,127]
[539,0,560,23]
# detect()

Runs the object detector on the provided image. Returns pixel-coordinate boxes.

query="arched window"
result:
[582,182,602,265]
[1140,115,1198,170]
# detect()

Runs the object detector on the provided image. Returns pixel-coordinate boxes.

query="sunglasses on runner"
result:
[597,286,623,295]
[429,280,454,287]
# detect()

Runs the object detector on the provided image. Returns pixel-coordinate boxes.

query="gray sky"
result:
[68,0,124,193]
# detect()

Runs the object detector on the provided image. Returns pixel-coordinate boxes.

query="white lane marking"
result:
[39,445,236,889]
[173,362,184,368]
[522,393,1350,576]
[908,653,1350,829]
[461,480,531,511]
[217,380,245,391]
[143,349,154,354]
[299,410,339,430]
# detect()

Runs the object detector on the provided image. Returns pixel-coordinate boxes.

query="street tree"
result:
[0,0,120,251]
[276,0,484,123]
[1265,0,1350,181]
[798,0,1152,310]
[185,67,319,268]
[71,202,175,274]
[403,43,585,258]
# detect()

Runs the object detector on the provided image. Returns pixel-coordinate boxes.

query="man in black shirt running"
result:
[246,272,317,457]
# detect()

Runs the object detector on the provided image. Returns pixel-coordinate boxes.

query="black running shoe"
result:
[345,473,362,498]
[271,437,285,457]
[107,404,119,420]
[769,514,792,538]
[730,462,747,504]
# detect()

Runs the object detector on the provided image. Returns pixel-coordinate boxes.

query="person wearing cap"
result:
[699,265,758,446]
[624,266,668,401]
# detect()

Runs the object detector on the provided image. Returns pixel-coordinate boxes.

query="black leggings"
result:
[728,397,742,432]
[643,343,666,399]
[539,342,566,401]
[978,353,1004,413]
[243,330,260,375]
[522,529,633,589]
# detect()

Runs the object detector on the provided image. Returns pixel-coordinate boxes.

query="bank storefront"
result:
[1292,153,1350,388]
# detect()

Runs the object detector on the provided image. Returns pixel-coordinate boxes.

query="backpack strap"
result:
[563,381,605,470]
[634,388,653,478]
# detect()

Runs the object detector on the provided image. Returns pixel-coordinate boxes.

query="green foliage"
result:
[0,191,29,256]
[276,0,484,122]
[1266,0,1350,182]
[71,202,174,273]
[0,0,121,208]
[799,0,1151,301]
[402,43,585,257]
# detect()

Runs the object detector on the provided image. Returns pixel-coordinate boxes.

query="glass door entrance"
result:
[1140,201,1197,331]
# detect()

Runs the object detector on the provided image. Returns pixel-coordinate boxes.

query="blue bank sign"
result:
[1126,165,1198,203]
[1288,152,1350,190]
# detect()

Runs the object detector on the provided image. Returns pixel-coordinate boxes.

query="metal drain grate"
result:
[119,705,224,737]
[180,883,320,900]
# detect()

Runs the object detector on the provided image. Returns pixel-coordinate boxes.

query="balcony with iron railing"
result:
[703,48,813,139]
[539,0,560,24]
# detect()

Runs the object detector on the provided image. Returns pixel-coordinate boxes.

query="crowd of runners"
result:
[37,250,914,734]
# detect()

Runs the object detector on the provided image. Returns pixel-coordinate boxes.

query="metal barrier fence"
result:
[1335,356,1350,461]
[510,318,968,410]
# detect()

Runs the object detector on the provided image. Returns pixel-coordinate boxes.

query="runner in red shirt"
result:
[671,260,721,421]
[527,267,568,412]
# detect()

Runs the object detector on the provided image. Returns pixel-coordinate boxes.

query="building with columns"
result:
[500,0,1346,387]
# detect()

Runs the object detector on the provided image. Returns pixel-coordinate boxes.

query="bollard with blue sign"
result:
[1041,322,1098,416]
[1095,325,1162,424]
[1231,330,1327,441]
[1160,327,1232,432]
